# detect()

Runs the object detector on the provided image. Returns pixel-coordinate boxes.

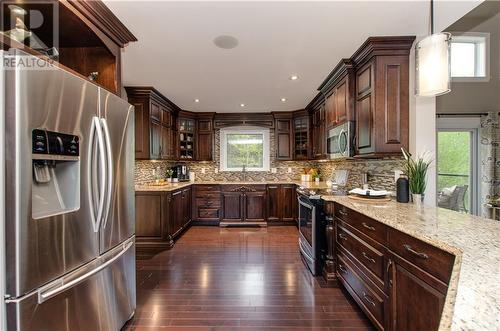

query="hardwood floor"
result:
[124,226,374,331]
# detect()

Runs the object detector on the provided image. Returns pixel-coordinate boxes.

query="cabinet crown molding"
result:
[351,36,416,67]
[67,0,137,47]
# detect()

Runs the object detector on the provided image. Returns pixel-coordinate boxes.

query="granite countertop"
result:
[321,195,500,331]
[135,180,331,191]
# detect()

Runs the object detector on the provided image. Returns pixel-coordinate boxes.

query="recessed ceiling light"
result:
[213,35,239,49]
[281,98,287,102]
[194,99,200,103]
[289,75,299,81]
[240,103,245,107]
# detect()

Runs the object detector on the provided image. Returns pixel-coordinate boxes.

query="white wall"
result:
[437,11,500,114]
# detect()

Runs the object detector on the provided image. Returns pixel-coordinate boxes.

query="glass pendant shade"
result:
[415,33,452,97]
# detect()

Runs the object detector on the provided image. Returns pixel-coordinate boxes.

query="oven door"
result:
[298,196,315,250]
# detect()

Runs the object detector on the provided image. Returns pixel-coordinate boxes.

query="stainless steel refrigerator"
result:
[2,50,136,331]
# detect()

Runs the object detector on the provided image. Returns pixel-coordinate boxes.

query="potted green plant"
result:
[165,169,174,183]
[401,147,432,206]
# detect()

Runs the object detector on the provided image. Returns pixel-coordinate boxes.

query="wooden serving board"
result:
[347,195,392,203]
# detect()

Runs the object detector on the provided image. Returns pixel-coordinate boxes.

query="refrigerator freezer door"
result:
[6,238,136,331]
[4,52,100,298]
[98,89,135,254]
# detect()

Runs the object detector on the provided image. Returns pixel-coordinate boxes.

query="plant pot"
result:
[412,193,424,207]
[167,178,172,183]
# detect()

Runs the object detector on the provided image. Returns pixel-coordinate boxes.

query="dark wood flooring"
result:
[124,226,374,331]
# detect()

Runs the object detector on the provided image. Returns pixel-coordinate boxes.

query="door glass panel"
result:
[437,131,472,213]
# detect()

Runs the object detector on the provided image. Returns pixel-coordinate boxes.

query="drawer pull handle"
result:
[362,292,376,307]
[362,222,376,231]
[404,244,429,259]
[338,210,348,216]
[339,233,348,241]
[362,252,376,264]
[339,264,348,273]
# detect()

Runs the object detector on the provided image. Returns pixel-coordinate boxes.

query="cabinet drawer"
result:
[338,253,386,330]
[337,225,384,281]
[194,191,221,199]
[197,208,220,219]
[195,198,221,208]
[335,204,387,244]
[388,227,454,283]
[195,184,221,192]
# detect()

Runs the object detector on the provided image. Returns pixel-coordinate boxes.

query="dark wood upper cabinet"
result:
[196,113,215,161]
[312,105,326,159]
[178,113,196,160]
[352,37,414,157]
[318,59,356,130]
[293,112,310,160]
[1,0,136,95]
[273,112,294,161]
[125,86,179,160]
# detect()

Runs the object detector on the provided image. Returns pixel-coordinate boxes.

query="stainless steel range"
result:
[297,187,327,276]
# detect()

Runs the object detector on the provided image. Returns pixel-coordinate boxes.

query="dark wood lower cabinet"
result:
[267,184,296,223]
[387,252,447,331]
[136,184,298,251]
[221,185,267,223]
[244,191,266,222]
[332,202,452,331]
[135,187,191,252]
[221,192,244,222]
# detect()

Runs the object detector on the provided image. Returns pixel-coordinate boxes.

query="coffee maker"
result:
[172,164,190,182]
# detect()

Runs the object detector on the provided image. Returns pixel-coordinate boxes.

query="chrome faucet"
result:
[242,164,247,182]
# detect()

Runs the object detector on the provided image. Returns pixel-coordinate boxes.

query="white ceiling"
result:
[105,1,432,112]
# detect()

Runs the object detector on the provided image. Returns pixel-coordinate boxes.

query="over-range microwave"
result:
[327,121,354,159]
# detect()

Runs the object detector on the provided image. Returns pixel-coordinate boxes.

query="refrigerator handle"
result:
[100,118,113,229]
[37,240,134,304]
[93,117,107,232]
[87,118,98,231]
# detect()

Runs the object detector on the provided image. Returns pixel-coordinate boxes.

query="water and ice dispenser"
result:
[32,129,80,219]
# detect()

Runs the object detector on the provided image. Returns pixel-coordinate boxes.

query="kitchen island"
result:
[322,195,500,331]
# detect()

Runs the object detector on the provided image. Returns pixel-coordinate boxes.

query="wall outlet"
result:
[394,170,404,182]
[271,168,277,173]
[214,168,219,174]
[287,167,292,174]
[201,168,206,174]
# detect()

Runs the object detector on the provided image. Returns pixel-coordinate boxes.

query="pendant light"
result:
[415,0,452,97]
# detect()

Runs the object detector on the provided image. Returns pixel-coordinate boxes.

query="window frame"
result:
[219,126,270,172]
[450,32,490,82]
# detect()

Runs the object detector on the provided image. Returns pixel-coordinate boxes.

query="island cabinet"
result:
[267,184,297,223]
[221,185,267,223]
[135,187,192,252]
[351,37,415,157]
[125,86,179,160]
[332,203,454,331]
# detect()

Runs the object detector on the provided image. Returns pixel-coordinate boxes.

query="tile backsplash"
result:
[135,129,405,191]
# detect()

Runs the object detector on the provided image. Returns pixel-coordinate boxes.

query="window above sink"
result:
[220,127,270,172]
